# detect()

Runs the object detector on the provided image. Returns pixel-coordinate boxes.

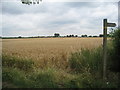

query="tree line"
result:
[2,33,113,39]
[53,33,112,37]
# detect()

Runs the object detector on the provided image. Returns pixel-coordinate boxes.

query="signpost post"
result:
[103,19,116,80]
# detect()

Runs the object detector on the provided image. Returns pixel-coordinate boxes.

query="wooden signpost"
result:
[107,23,116,27]
[103,19,116,80]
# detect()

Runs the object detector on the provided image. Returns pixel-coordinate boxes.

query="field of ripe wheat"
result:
[2,37,102,68]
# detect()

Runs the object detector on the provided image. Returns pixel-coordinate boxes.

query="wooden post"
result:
[102,19,116,80]
[103,19,107,80]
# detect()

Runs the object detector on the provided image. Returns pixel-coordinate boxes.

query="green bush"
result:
[69,47,103,74]
[2,67,32,88]
[2,67,58,88]
[64,71,118,88]
[108,28,120,72]
[28,68,58,88]
[2,55,34,71]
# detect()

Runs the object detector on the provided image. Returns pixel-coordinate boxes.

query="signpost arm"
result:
[103,19,107,80]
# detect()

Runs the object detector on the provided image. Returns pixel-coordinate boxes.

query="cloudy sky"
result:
[1,0,118,37]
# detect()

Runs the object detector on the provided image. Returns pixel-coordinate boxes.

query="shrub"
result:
[2,55,34,71]
[108,28,120,72]
[2,67,58,88]
[2,67,32,88]
[69,47,103,74]
[28,68,58,88]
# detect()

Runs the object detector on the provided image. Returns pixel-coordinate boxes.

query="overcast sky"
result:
[1,1,118,37]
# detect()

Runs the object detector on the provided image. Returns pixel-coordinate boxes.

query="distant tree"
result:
[81,35,87,37]
[71,35,74,37]
[69,35,72,37]
[99,34,111,37]
[18,36,22,38]
[66,34,76,37]
[88,36,92,37]
[93,36,98,37]
[99,34,103,37]
[54,33,60,37]
[75,35,78,37]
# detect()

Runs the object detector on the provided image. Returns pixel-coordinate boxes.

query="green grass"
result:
[2,55,34,72]
[69,47,103,74]
[3,67,30,88]
[2,29,120,88]
[108,28,120,72]
[2,46,119,88]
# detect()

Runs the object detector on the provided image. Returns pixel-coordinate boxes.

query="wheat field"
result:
[2,37,103,68]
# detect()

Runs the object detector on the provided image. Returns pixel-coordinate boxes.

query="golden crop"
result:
[2,37,102,69]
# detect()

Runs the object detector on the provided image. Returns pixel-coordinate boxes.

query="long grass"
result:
[2,37,119,88]
[69,47,103,74]
[2,45,119,88]
[2,38,102,69]
[2,55,34,72]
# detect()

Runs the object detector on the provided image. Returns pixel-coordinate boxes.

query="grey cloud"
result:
[48,20,78,27]
[2,2,24,14]
[2,2,118,37]
[2,2,50,15]
[64,2,98,8]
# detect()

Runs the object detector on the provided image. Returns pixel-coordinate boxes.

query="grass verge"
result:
[2,46,119,88]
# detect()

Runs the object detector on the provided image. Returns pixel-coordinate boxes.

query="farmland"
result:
[2,37,102,68]
[2,37,119,88]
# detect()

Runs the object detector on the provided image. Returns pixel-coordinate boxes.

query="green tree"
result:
[109,28,120,72]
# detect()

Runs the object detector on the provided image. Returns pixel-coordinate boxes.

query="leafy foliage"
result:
[2,55,34,72]
[69,47,103,74]
[108,28,120,72]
